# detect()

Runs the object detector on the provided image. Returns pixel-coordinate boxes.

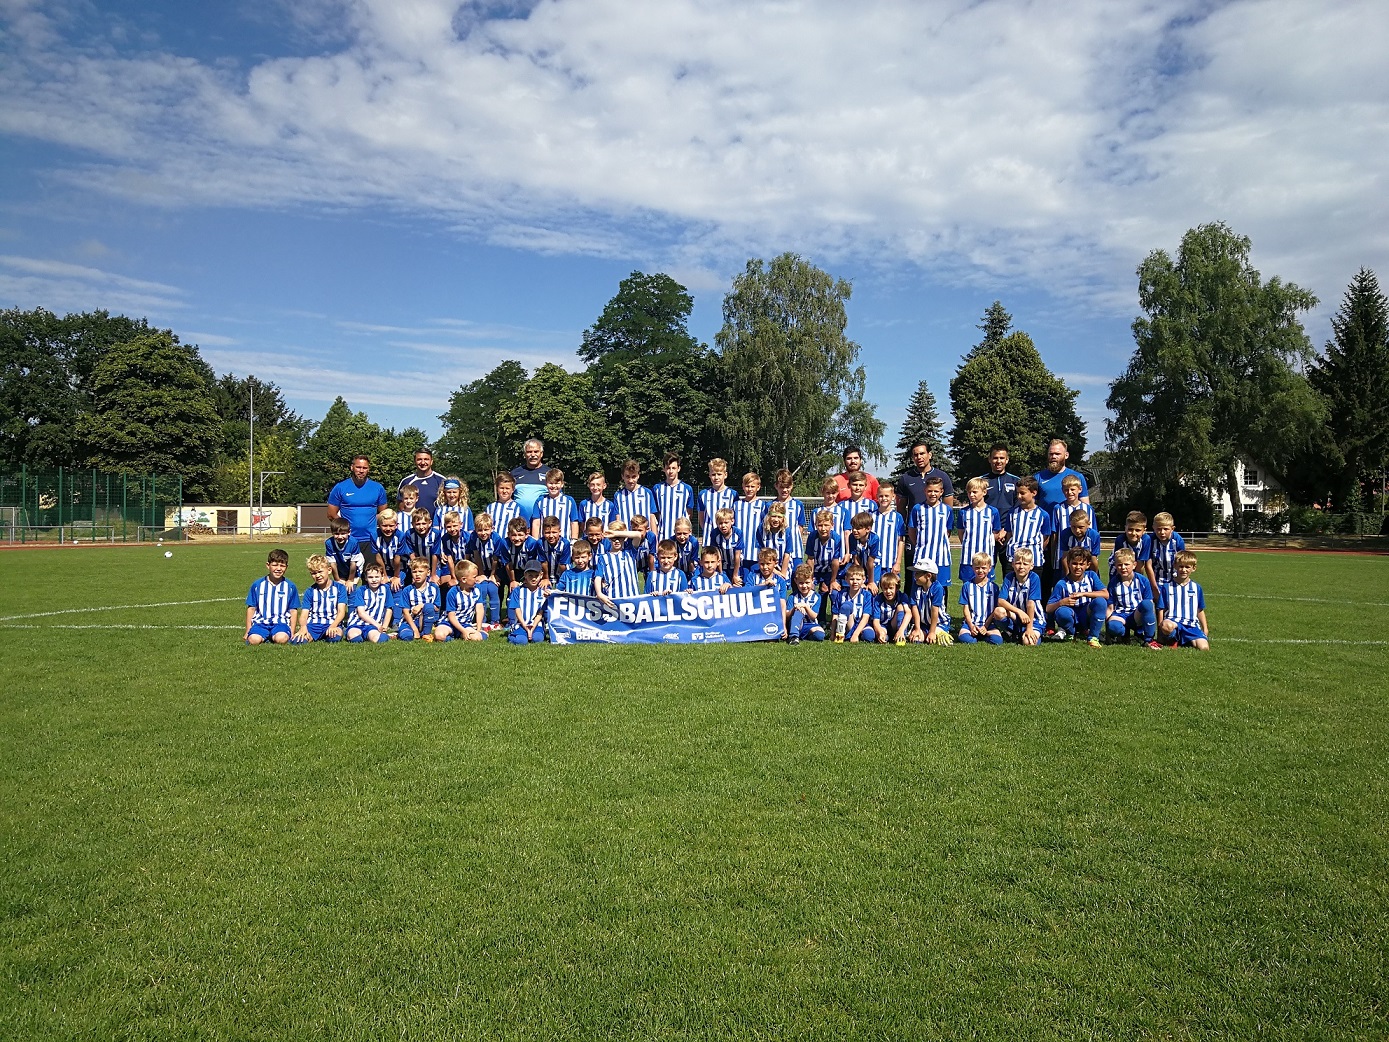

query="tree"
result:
[1106,222,1323,533]
[1308,268,1389,510]
[949,322,1085,478]
[580,271,727,475]
[285,397,424,503]
[436,360,529,495]
[963,301,1013,362]
[76,331,221,492]
[210,373,308,463]
[495,364,621,490]
[892,380,950,475]
[713,253,882,479]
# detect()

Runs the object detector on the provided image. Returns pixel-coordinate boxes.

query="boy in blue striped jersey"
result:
[653,453,696,541]
[1057,509,1102,571]
[1048,475,1095,578]
[1106,547,1158,646]
[817,478,844,536]
[831,564,874,642]
[698,458,737,543]
[369,508,408,593]
[245,548,300,645]
[503,517,545,591]
[910,476,954,590]
[625,513,658,581]
[444,560,486,640]
[707,507,745,586]
[553,539,595,596]
[671,516,700,576]
[955,477,1003,584]
[994,546,1044,646]
[872,484,905,583]
[397,558,443,641]
[690,547,732,593]
[1110,510,1156,587]
[732,472,766,584]
[1150,512,1186,584]
[295,554,348,643]
[537,516,571,587]
[324,516,363,590]
[403,508,440,584]
[486,473,526,542]
[805,508,846,606]
[909,563,952,645]
[750,547,788,601]
[437,510,469,596]
[467,512,506,625]
[870,569,911,645]
[531,468,579,541]
[646,539,689,594]
[1004,476,1053,598]
[956,553,1003,644]
[842,512,881,592]
[346,563,393,643]
[1047,547,1108,646]
[1156,550,1210,650]
[784,564,826,644]
[772,469,807,569]
[581,471,616,530]
[835,471,878,533]
[614,459,657,531]
[507,563,549,644]
[594,528,643,601]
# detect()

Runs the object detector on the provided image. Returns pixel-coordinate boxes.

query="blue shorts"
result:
[247,621,292,643]
[1170,622,1208,646]
[508,625,546,644]
[305,622,343,642]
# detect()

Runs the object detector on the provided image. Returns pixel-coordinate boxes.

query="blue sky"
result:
[3,0,1386,461]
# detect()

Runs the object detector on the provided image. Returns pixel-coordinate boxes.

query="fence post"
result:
[20,463,25,544]
[58,466,63,543]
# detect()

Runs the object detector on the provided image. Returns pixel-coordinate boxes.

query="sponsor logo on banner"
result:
[546,589,785,645]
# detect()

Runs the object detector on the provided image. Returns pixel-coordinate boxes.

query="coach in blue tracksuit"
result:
[327,455,388,552]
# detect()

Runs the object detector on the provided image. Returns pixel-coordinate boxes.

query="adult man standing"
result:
[833,446,881,502]
[896,441,956,509]
[397,448,443,512]
[326,455,387,550]
[510,438,552,486]
[1033,439,1090,513]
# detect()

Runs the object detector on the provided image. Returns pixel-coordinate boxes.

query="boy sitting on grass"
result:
[909,563,951,645]
[294,553,347,643]
[444,560,486,641]
[397,558,442,641]
[1156,550,1211,651]
[870,569,911,645]
[1047,547,1108,647]
[245,547,299,645]
[831,563,873,643]
[507,562,549,644]
[956,552,1003,645]
[994,546,1043,646]
[346,563,393,643]
[784,563,826,644]
[1106,547,1158,647]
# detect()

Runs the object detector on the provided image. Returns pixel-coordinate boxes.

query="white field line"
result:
[1218,592,1389,607]
[1220,637,1389,646]
[0,597,240,622]
[0,624,242,630]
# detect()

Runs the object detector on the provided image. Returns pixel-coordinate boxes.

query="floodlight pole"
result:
[248,380,255,540]
[258,471,284,511]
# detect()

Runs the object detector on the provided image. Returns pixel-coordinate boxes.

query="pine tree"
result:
[892,380,949,474]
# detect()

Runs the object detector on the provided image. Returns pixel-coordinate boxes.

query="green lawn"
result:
[2,544,1387,1040]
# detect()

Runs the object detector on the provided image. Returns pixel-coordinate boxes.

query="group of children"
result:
[243,456,1210,650]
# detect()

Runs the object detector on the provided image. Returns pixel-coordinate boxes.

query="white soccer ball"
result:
[164,551,173,558]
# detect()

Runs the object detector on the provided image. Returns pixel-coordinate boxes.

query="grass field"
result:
[2,543,1387,1040]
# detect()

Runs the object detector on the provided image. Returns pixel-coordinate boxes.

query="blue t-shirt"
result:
[832,588,873,620]
[507,583,549,625]
[1033,467,1089,513]
[350,584,393,627]
[302,581,348,626]
[646,568,689,595]
[328,477,388,542]
[555,568,595,596]
[246,577,299,626]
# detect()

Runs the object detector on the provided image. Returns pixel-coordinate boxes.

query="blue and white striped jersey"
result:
[555,568,594,596]
[772,497,808,557]
[350,584,392,626]
[433,503,473,538]
[370,528,406,569]
[501,536,545,577]
[594,550,641,599]
[1057,527,1102,567]
[805,530,843,583]
[614,485,657,529]
[832,587,873,620]
[706,528,744,577]
[579,496,616,529]
[538,536,571,575]
[912,581,951,631]
[958,579,999,623]
[812,502,845,536]
[911,502,954,573]
[1108,574,1154,615]
[1150,533,1186,582]
[533,493,579,535]
[646,567,688,594]
[1050,502,1096,566]
[446,584,482,624]
[1004,506,1052,564]
[404,527,439,564]
[622,531,657,573]
[672,535,701,575]
[652,481,695,540]
[732,497,766,556]
[842,529,880,578]
[872,510,905,576]
[323,536,363,578]
[835,497,878,533]
[758,526,793,568]
[1000,570,1044,625]
[507,584,549,626]
[399,581,441,621]
[246,577,300,625]
[439,531,470,572]
[1109,532,1153,569]
[1158,580,1204,626]
[752,572,788,603]
[485,499,525,536]
[956,505,1001,566]
[302,581,348,626]
[468,530,506,577]
[1048,570,1106,606]
[787,588,822,616]
[698,486,737,542]
[689,571,728,592]
[871,590,908,622]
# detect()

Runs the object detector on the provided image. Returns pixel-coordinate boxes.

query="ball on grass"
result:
[164,551,173,558]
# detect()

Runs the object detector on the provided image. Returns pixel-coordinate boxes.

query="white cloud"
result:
[0,253,186,314]
[1,0,1386,309]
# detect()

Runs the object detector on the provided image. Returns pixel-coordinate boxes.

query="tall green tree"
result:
[713,253,882,479]
[1106,222,1323,533]
[76,331,222,493]
[949,323,1085,478]
[496,364,621,490]
[962,301,1013,362]
[892,380,950,474]
[286,397,425,503]
[436,360,528,495]
[1308,268,1389,509]
[581,271,726,475]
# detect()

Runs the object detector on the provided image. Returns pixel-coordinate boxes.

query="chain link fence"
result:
[0,468,184,543]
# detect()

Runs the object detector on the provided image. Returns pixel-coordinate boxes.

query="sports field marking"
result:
[0,623,243,630]
[1221,637,1389,646]
[1218,592,1389,607]
[0,597,240,622]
